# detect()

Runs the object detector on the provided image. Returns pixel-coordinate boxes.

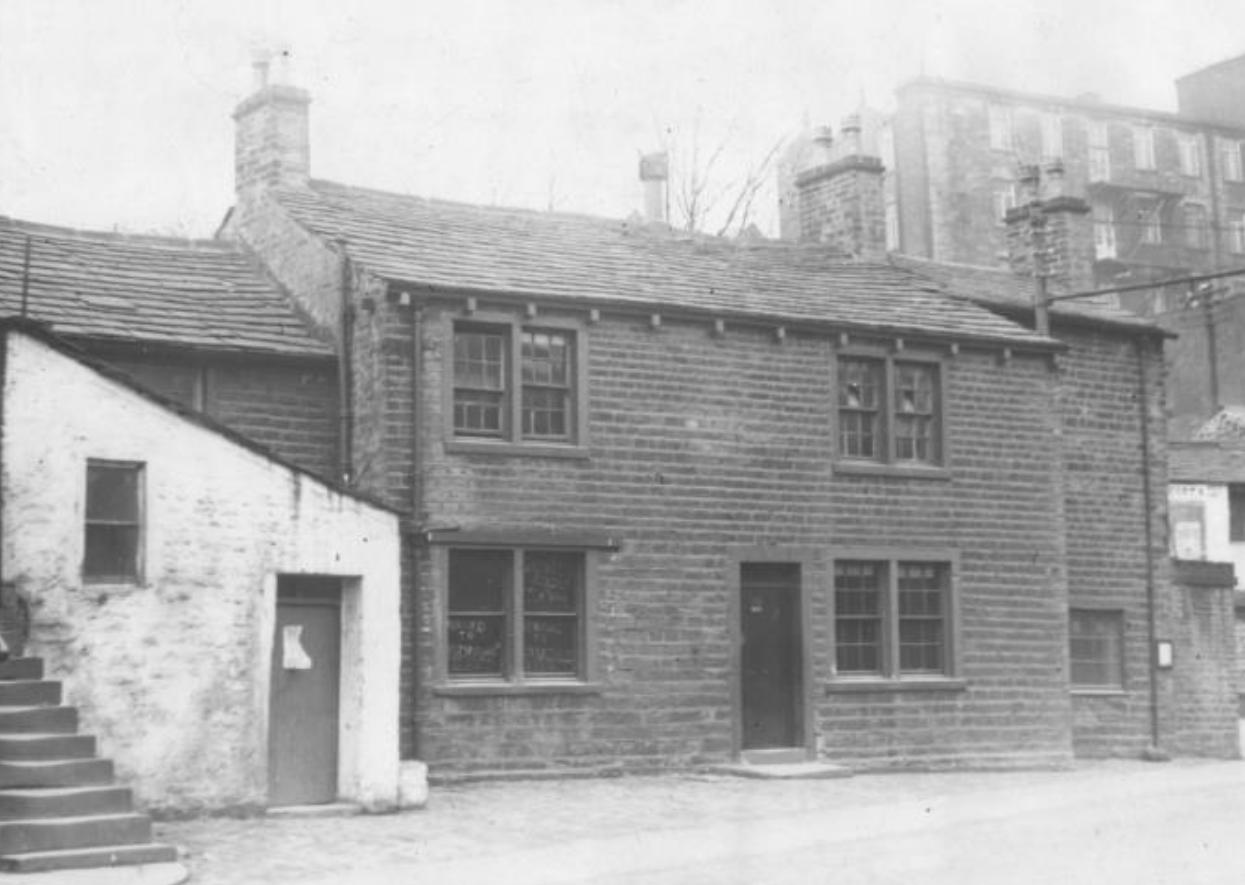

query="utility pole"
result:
[1184,282,1222,412]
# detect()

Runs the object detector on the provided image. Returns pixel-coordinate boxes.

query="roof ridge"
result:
[0,216,235,252]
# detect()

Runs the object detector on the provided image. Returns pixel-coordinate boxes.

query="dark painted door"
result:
[740,563,801,750]
[269,577,341,806]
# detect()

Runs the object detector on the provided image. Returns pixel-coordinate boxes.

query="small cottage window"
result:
[832,556,958,681]
[83,460,143,583]
[447,548,586,681]
[837,354,943,469]
[451,316,585,450]
[1069,609,1124,690]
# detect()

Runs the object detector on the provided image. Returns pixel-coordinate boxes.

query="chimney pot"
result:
[639,151,669,223]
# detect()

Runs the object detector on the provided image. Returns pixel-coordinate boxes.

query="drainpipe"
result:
[335,240,355,486]
[1136,337,1167,761]
[408,294,422,759]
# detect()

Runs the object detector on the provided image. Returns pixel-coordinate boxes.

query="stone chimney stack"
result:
[233,50,311,194]
[1004,160,1094,299]
[639,152,669,224]
[792,114,886,259]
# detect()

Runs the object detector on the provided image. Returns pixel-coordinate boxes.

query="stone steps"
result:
[0,657,179,873]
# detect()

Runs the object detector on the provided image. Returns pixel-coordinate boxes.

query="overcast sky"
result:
[3,0,1245,238]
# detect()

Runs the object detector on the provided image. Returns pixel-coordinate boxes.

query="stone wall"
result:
[403,298,1076,773]
[1,331,402,812]
[1170,560,1238,757]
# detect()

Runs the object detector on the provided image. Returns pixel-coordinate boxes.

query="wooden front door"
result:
[268,577,341,806]
[740,563,802,750]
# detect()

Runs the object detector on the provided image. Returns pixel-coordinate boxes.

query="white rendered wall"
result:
[1,333,402,812]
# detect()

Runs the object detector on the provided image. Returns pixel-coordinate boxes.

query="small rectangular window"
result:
[84,461,143,583]
[837,354,942,468]
[833,557,955,680]
[1069,609,1124,689]
[1229,211,1245,254]
[1093,203,1117,259]
[448,548,585,682]
[1230,485,1245,543]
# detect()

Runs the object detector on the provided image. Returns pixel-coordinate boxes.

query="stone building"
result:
[222,71,1235,778]
[0,215,411,869]
[778,55,1245,449]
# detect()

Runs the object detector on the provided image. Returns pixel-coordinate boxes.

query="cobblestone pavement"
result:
[156,760,1238,884]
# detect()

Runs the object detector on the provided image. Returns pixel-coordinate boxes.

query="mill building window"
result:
[1132,127,1156,170]
[1183,204,1210,250]
[1039,113,1062,160]
[832,556,958,682]
[451,316,585,449]
[83,460,144,583]
[988,106,1013,152]
[1088,121,1110,181]
[1222,142,1245,182]
[446,548,588,683]
[1177,134,1202,177]
[1069,608,1124,691]
[837,354,943,469]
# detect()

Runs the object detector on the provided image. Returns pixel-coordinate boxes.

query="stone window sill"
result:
[433,681,603,697]
[833,461,951,481]
[444,439,590,460]
[1070,687,1127,697]
[824,677,966,694]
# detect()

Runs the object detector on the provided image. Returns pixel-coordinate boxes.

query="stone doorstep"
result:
[265,802,363,819]
[710,761,855,780]
[0,858,187,884]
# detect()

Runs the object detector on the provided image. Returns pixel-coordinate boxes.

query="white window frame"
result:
[1229,210,1245,254]
[1223,141,1245,182]
[1136,198,1162,245]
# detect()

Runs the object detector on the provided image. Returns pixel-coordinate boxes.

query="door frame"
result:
[728,547,817,761]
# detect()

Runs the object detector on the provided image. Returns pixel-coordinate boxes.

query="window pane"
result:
[521,330,570,386]
[522,387,569,438]
[86,465,140,522]
[894,363,938,464]
[83,525,139,580]
[454,330,505,389]
[454,390,504,435]
[835,561,883,674]
[898,562,946,673]
[524,552,580,612]
[449,549,510,613]
[448,615,505,676]
[838,358,883,460]
[523,616,578,674]
[1069,610,1123,688]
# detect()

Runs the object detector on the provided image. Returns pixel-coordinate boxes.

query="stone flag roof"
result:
[888,254,1165,335]
[0,217,333,357]
[268,180,1059,349]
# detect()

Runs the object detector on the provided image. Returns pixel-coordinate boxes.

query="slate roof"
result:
[1169,440,1245,483]
[888,255,1164,334]
[269,180,1057,348]
[1193,406,1245,442]
[0,217,333,358]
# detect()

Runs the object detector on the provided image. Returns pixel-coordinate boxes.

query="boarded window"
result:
[83,461,143,582]
[1069,609,1124,689]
